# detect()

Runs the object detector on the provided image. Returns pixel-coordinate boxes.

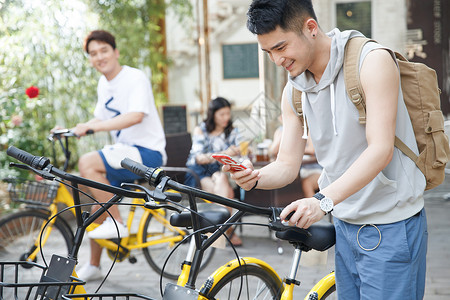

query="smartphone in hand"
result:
[211,154,247,171]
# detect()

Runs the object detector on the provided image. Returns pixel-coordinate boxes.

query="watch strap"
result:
[313,192,325,200]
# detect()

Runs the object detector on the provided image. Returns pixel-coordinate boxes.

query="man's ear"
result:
[114,48,120,58]
[304,18,318,37]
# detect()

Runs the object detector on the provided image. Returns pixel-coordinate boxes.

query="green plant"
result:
[0,0,192,176]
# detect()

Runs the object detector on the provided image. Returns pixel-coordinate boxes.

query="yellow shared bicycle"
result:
[0,130,214,280]
[120,158,337,300]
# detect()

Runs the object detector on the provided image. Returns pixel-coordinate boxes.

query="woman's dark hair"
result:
[204,97,234,138]
[84,30,116,54]
[247,0,317,35]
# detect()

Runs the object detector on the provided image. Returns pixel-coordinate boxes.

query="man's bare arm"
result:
[73,112,145,136]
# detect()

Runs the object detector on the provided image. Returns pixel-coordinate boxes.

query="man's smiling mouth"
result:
[284,60,294,71]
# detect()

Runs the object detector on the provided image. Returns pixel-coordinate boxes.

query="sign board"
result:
[222,43,259,79]
[162,105,187,134]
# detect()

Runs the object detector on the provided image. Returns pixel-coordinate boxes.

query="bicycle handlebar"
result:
[121,157,310,236]
[121,158,272,215]
[7,146,51,170]
[7,146,146,200]
[48,128,94,141]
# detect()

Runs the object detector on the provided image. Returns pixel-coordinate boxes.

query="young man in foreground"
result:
[225,1,427,298]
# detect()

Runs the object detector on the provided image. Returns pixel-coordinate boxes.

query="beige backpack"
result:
[292,36,450,190]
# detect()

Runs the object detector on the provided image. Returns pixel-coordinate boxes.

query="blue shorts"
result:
[98,146,163,187]
[334,209,428,300]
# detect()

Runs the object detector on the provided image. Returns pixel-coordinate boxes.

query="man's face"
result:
[87,40,120,77]
[257,26,313,77]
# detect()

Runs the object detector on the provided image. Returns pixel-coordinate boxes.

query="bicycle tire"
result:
[305,285,337,300]
[141,210,215,280]
[206,264,282,300]
[321,285,336,299]
[305,271,337,300]
[0,210,73,265]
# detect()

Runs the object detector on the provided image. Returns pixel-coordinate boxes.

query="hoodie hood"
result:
[289,29,363,93]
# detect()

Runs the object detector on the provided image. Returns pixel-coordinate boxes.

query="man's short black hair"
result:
[247,0,317,35]
[84,30,116,54]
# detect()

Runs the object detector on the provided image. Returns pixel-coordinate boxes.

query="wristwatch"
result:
[313,192,334,215]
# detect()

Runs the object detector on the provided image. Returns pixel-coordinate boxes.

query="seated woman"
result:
[185,97,242,246]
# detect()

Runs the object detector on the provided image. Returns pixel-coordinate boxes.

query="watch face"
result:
[320,197,334,213]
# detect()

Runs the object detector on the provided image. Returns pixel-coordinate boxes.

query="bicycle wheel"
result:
[206,264,282,300]
[321,286,336,299]
[141,210,215,279]
[305,271,337,300]
[306,286,337,300]
[0,210,73,265]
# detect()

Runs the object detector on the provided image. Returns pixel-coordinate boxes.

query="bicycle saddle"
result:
[275,222,335,252]
[170,209,231,233]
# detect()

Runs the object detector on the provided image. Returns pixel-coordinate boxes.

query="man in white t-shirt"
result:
[73,30,166,281]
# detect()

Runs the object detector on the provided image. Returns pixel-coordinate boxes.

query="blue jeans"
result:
[334,209,428,299]
[184,163,220,187]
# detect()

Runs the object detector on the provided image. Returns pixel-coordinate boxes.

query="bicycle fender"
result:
[304,271,335,300]
[202,257,283,291]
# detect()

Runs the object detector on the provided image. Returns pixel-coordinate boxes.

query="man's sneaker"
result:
[87,217,129,239]
[76,264,103,281]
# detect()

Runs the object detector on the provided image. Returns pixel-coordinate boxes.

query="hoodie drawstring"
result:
[301,92,308,139]
[330,83,338,135]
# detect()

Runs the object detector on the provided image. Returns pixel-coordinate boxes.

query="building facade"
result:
[165,0,449,136]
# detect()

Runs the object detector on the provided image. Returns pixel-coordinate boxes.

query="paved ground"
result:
[2,177,450,299]
[75,178,450,299]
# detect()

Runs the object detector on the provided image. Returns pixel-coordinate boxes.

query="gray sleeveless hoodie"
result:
[287,29,425,225]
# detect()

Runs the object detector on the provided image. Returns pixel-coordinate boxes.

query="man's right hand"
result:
[224,159,261,191]
[72,123,92,137]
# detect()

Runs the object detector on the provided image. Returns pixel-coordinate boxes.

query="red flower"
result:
[25,86,39,98]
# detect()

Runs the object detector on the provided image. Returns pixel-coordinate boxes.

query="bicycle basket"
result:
[4,177,59,207]
[0,261,84,300]
[62,293,154,300]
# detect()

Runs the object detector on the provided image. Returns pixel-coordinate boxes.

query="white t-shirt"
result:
[94,66,167,164]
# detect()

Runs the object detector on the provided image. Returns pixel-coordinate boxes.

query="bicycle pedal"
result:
[128,256,137,264]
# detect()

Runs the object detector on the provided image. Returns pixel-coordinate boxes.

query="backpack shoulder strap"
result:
[292,87,303,118]
[344,38,420,164]
[343,37,375,125]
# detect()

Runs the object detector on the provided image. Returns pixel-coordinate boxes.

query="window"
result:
[336,1,372,37]
[222,43,259,79]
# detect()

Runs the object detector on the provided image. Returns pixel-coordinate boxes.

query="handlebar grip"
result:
[121,157,150,178]
[7,146,50,170]
[121,157,165,187]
